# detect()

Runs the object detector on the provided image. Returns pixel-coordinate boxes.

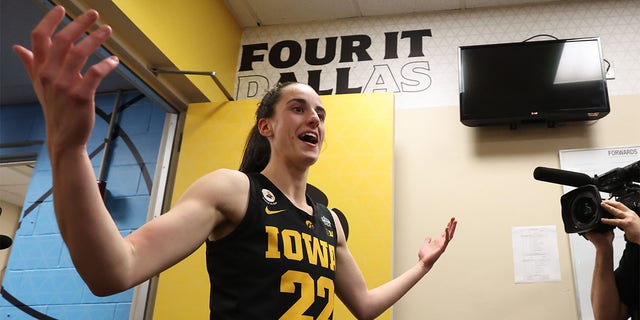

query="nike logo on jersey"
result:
[265,207,286,215]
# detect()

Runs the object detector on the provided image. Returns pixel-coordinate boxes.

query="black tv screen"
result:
[458,37,610,127]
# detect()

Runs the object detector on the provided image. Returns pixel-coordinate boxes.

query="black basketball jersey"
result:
[206,173,338,319]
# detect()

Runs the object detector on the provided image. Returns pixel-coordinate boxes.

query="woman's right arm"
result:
[63,167,247,296]
[12,6,249,296]
[105,169,249,296]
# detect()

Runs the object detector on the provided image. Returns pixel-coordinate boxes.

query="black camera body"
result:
[535,160,640,235]
[560,185,614,234]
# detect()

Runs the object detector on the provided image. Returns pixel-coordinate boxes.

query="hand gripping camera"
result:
[534,160,640,235]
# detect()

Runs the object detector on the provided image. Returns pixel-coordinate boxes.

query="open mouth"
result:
[298,132,318,144]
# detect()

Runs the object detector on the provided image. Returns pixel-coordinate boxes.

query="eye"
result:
[315,108,326,121]
[292,106,303,113]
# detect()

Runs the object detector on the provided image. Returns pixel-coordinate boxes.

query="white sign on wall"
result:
[236,29,435,100]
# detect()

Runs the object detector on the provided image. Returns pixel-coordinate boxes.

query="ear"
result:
[257,118,273,137]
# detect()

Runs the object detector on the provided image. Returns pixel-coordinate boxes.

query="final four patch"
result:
[321,216,334,238]
[261,188,277,205]
[321,216,332,228]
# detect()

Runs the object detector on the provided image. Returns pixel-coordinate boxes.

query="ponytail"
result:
[239,82,297,173]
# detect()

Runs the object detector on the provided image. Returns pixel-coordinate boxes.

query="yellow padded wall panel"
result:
[113,0,241,102]
[155,93,393,319]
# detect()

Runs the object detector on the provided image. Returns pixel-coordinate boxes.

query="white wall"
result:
[388,2,640,318]
[239,1,640,318]
[392,95,638,319]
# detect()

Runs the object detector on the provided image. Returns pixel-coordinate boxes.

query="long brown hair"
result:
[239,82,297,173]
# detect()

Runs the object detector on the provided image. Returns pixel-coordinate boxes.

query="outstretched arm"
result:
[335,217,457,320]
[12,6,246,296]
[13,5,130,293]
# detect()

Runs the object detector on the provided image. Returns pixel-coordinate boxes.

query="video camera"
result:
[533,160,640,235]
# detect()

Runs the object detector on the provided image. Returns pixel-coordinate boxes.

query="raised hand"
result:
[418,217,457,270]
[12,6,119,153]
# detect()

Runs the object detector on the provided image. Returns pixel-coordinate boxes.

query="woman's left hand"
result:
[418,217,457,270]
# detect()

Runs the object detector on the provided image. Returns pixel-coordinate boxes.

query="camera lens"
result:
[572,196,598,225]
[561,184,603,234]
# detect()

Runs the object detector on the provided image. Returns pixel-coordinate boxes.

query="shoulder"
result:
[184,168,248,192]
[194,169,249,204]
[328,208,348,247]
[177,169,250,220]
[197,168,249,189]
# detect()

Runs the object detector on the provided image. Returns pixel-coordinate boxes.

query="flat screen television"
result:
[458,37,610,127]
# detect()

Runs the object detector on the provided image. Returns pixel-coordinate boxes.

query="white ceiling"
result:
[0,0,563,208]
[224,0,563,28]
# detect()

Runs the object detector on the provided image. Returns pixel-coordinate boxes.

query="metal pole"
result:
[151,68,234,101]
[97,90,123,196]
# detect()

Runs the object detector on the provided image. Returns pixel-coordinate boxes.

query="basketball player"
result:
[13,6,457,319]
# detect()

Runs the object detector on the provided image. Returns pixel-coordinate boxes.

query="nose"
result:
[308,111,320,128]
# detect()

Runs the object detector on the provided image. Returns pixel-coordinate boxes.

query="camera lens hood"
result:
[560,185,612,234]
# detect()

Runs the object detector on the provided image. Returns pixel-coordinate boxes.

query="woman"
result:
[13,6,457,319]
